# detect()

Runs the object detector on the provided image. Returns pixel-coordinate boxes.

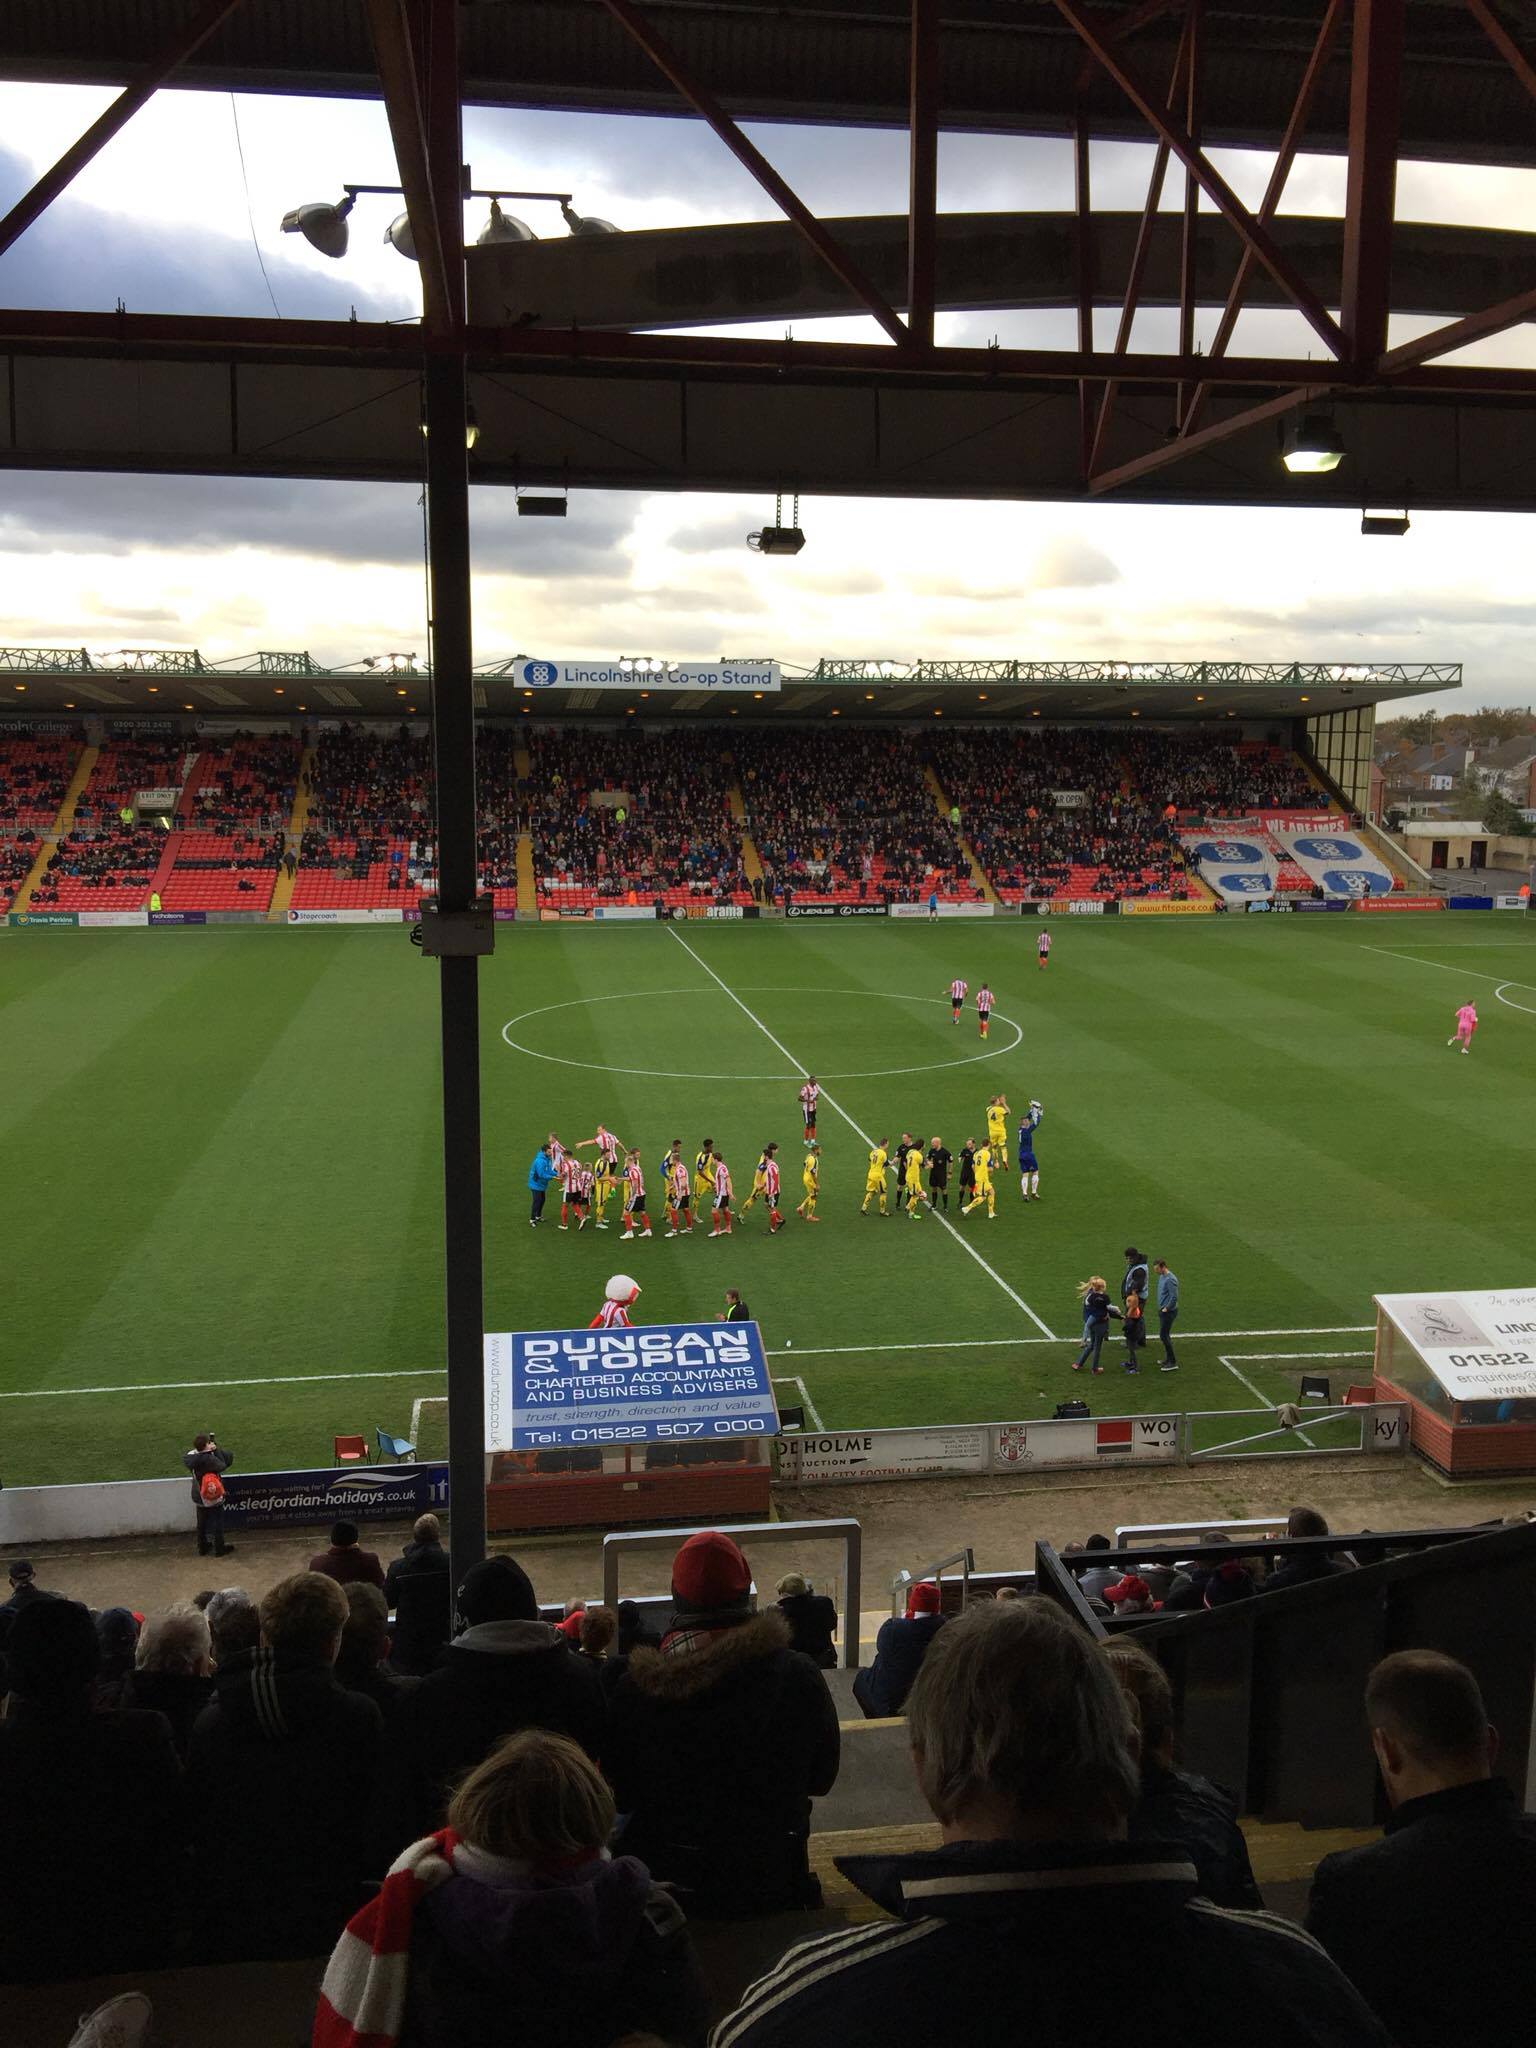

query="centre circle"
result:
[499,986,1024,1083]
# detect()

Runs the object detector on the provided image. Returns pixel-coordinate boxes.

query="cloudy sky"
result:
[1,80,1533,713]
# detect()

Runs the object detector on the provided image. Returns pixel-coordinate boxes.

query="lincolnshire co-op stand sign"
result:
[484,1322,780,1450]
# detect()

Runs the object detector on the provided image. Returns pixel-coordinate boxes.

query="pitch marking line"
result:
[668,926,1058,1339]
[0,1329,1372,1402]
[773,1374,824,1431]
[1364,945,1536,998]
[1495,983,1536,1018]
[1217,1348,1371,1447]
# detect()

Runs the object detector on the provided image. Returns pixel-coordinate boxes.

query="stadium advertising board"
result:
[1495,895,1526,910]
[1354,896,1443,912]
[484,1320,779,1451]
[222,1462,449,1529]
[992,1415,1180,1468]
[1034,899,1110,915]
[1119,900,1215,915]
[148,910,206,925]
[77,910,149,927]
[784,901,888,918]
[287,907,403,924]
[515,658,780,694]
[890,902,993,919]
[776,1426,990,1484]
[1376,1288,1536,1402]
[591,906,654,922]
[7,910,77,925]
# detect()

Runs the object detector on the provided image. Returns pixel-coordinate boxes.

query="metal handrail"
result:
[601,1517,862,1671]
[891,1545,975,1617]
[1114,1515,1290,1546]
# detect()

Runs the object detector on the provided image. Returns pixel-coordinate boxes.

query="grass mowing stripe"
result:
[667,926,1057,1338]
[1362,946,1536,997]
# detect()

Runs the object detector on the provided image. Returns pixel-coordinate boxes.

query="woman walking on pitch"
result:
[1071,1277,1121,1376]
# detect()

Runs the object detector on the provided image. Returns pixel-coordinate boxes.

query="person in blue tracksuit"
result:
[526,1143,560,1225]
[1155,1259,1180,1370]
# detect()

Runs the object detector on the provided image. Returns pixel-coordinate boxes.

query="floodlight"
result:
[280,195,355,259]
[559,200,620,237]
[748,527,806,555]
[1281,415,1344,474]
[478,200,537,246]
[384,211,418,261]
[1361,509,1410,536]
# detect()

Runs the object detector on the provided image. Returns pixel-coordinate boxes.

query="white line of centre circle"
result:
[499,986,1024,1082]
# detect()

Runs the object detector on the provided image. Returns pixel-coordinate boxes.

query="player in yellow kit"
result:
[797,1142,822,1222]
[861,1137,891,1215]
[740,1145,771,1215]
[963,1141,996,1218]
[986,1094,1009,1172]
[903,1141,926,1220]
[693,1139,716,1205]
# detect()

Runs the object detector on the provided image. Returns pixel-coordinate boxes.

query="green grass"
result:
[3,912,1534,1486]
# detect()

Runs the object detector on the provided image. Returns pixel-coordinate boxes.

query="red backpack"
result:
[199,1470,225,1506]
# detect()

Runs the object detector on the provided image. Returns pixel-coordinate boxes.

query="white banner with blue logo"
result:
[484,1321,780,1450]
[1182,831,1277,903]
[1276,828,1394,898]
[515,658,780,694]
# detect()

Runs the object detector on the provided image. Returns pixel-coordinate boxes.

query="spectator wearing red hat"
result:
[603,1531,840,1916]
[1102,1574,1158,1616]
[852,1579,947,1719]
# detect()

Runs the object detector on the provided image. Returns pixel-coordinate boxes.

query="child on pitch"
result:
[761,1142,785,1234]
[963,1138,996,1218]
[566,1161,594,1231]
[741,1145,771,1215]
[589,1274,641,1329]
[664,1140,693,1238]
[1448,1000,1478,1054]
[976,981,994,1039]
[903,1139,926,1220]
[1017,1099,1043,1201]
[797,1142,821,1222]
[861,1138,891,1216]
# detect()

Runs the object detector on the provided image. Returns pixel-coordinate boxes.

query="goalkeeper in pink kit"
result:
[1448,1002,1478,1054]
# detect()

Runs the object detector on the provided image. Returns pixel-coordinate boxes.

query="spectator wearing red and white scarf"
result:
[312,1728,707,2048]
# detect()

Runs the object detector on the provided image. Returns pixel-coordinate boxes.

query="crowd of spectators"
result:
[735,726,975,902]
[1135,731,1318,814]
[0,734,80,829]
[519,726,748,902]
[0,1514,1529,2048]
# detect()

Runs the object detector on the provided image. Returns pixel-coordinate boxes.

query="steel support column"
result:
[1073,97,1095,477]
[907,0,940,349]
[1177,0,1202,425]
[415,3,485,1594]
[0,0,245,262]
[1340,0,1405,366]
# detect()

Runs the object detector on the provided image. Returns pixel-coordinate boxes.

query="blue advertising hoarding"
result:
[222,1462,449,1529]
[484,1320,779,1451]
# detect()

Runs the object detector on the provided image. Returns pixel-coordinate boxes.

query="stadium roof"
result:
[0,648,1457,720]
[11,1,1535,168]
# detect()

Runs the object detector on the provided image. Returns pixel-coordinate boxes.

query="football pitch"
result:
[3,912,1533,1489]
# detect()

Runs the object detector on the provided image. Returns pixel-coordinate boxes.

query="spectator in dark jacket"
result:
[125,1605,214,1759]
[1264,1506,1354,1593]
[385,1512,450,1605]
[205,1585,259,1668]
[308,1519,387,1590]
[853,1580,946,1718]
[0,1598,189,1983]
[1103,1639,1261,1909]
[389,1553,605,1840]
[93,1605,141,1706]
[1307,1650,1536,2048]
[604,1531,841,1917]
[188,1570,384,1960]
[776,1572,838,1669]
[714,1602,1389,2048]
[183,1432,234,1558]
[316,1728,709,2048]
[336,1583,418,1724]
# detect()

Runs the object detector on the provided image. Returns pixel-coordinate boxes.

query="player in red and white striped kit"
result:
[976,981,994,1039]
[709,1152,734,1237]
[620,1149,652,1241]
[761,1142,785,1234]
[799,1076,820,1144]
[949,976,968,1022]
[557,1152,588,1231]
[576,1122,625,1171]
[1037,929,1052,970]
[664,1143,694,1238]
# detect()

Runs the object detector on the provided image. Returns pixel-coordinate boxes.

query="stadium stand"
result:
[521,724,750,912]
[158,735,298,913]
[291,724,436,911]
[736,726,977,905]
[27,737,187,911]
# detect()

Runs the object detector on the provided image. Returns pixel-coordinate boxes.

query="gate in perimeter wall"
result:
[773,1404,1409,1485]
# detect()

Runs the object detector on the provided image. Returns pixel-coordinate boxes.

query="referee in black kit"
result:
[927,1136,952,1211]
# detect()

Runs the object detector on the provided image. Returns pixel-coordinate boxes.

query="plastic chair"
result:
[1299,1375,1331,1404]
[1342,1384,1377,1407]
[333,1433,368,1465]
[376,1428,416,1463]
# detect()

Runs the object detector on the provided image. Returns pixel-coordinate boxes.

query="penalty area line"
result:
[773,1374,825,1431]
[667,926,1058,1338]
